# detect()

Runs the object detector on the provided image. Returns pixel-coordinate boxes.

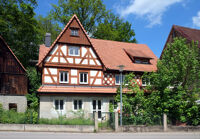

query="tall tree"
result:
[37,15,62,44]
[51,0,107,33]
[149,37,200,125]
[93,13,137,43]
[0,0,42,67]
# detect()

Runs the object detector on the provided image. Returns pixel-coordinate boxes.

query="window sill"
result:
[70,35,80,37]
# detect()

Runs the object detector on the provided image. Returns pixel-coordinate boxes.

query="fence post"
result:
[115,112,119,132]
[163,113,167,132]
[94,112,98,132]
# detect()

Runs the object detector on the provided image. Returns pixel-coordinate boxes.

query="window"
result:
[142,77,150,86]
[93,100,102,119]
[54,99,64,110]
[134,58,150,64]
[9,103,17,111]
[79,72,88,84]
[71,29,79,36]
[68,46,80,56]
[109,100,118,110]
[59,71,68,83]
[73,100,82,110]
[115,74,127,85]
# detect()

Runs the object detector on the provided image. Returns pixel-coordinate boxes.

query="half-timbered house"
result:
[37,15,157,119]
[0,36,27,112]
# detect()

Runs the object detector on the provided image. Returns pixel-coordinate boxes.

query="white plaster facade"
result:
[39,95,117,119]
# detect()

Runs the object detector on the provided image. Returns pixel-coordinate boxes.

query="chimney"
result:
[45,33,51,47]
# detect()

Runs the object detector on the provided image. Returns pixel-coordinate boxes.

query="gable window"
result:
[54,99,64,110]
[71,28,79,36]
[73,100,82,110]
[79,72,88,84]
[59,71,68,83]
[68,46,80,56]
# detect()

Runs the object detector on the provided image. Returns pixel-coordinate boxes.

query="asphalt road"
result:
[0,132,199,139]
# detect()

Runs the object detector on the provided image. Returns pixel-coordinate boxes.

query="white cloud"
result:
[118,0,184,27]
[192,11,200,27]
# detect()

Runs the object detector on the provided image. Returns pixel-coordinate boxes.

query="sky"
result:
[35,0,200,58]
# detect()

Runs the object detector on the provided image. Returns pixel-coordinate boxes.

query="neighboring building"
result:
[37,15,157,119]
[0,36,27,112]
[161,25,200,58]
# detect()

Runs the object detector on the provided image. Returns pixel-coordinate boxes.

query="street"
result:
[0,132,199,139]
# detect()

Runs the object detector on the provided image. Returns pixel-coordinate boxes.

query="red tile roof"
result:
[38,86,118,93]
[38,44,50,64]
[90,38,157,72]
[0,36,26,72]
[37,15,157,72]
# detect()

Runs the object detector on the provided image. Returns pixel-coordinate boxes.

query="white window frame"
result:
[79,72,88,84]
[68,46,80,56]
[73,99,83,111]
[70,29,79,36]
[115,74,127,85]
[53,99,65,111]
[59,71,69,83]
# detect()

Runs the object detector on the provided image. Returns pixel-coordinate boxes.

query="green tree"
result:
[93,13,137,43]
[0,0,42,67]
[37,15,62,44]
[51,0,107,33]
[149,37,200,125]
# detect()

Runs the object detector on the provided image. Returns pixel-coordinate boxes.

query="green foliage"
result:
[115,73,162,125]
[26,67,40,123]
[37,15,62,44]
[0,0,42,67]
[149,37,200,125]
[93,12,137,43]
[0,108,26,124]
[51,0,136,42]
[39,117,93,125]
[51,0,107,33]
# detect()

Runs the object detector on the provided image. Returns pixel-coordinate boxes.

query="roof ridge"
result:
[91,38,147,46]
[173,24,200,31]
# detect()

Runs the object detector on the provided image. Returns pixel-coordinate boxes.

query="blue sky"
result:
[35,0,200,58]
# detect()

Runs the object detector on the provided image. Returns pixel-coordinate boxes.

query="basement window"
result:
[9,103,17,111]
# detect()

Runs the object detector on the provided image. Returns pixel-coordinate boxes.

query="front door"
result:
[92,100,102,119]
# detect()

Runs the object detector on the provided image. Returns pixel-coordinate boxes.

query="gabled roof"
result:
[161,25,200,58]
[37,14,99,66]
[0,36,26,72]
[173,25,200,45]
[90,38,157,72]
[37,15,157,72]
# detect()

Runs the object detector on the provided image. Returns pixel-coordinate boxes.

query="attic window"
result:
[70,28,79,36]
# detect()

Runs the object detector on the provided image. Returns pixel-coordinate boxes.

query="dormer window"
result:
[134,58,150,64]
[70,28,79,36]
